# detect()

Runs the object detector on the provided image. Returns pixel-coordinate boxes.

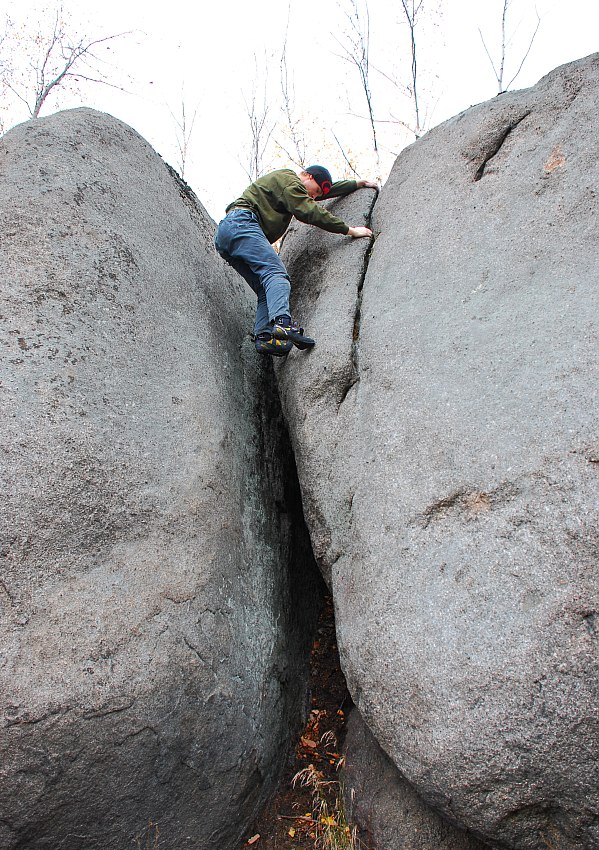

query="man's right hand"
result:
[348,226,373,239]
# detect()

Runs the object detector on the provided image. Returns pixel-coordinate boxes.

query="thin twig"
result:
[506,10,541,89]
[332,130,360,178]
[276,814,316,822]
[478,28,499,83]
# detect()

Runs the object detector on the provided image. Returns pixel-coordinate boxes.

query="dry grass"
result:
[292,748,363,850]
[134,821,160,850]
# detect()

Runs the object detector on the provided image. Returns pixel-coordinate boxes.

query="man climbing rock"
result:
[215,166,376,356]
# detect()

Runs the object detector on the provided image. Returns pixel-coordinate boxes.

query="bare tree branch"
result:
[242,55,276,181]
[370,61,410,99]
[331,130,360,177]
[273,137,304,170]
[506,9,541,89]
[169,93,200,179]
[479,0,541,94]
[0,6,129,120]
[278,3,307,168]
[31,30,129,118]
[3,79,32,111]
[334,0,380,167]
[59,74,132,94]
[478,28,500,85]
[498,0,509,92]
[399,0,427,137]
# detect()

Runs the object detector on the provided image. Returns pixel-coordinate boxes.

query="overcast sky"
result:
[2,0,598,218]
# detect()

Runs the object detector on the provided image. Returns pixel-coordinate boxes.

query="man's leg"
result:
[216,251,270,335]
[215,210,290,331]
[215,210,315,350]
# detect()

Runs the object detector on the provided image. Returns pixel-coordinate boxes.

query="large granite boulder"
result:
[0,108,321,850]
[343,709,491,850]
[277,55,599,849]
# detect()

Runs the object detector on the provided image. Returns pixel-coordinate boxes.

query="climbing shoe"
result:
[253,331,293,357]
[271,315,315,350]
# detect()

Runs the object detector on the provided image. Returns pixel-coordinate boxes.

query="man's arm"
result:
[282,181,351,234]
[326,179,357,199]
[281,178,373,239]
[325,178,379,199]
[328,180,377,238]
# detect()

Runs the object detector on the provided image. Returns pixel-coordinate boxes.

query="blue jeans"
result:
[214,209,291,335]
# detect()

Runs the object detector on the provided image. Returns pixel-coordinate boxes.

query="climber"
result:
[214,165,376,357]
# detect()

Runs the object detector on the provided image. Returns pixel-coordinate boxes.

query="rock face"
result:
[277,55,599,849]
[276,186,377,584]
[0,108,321,850]
[343,709,491,850]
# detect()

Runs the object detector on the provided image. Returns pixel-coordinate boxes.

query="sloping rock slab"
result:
[0,108,320,850]
[276,56,599,849]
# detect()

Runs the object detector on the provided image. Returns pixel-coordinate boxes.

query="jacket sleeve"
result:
[326,179,358,199]
[281,181,350,235]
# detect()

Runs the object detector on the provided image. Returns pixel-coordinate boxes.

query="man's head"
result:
[301,165,333,199]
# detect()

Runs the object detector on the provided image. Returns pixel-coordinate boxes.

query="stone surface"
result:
[343,709,491,850]
[276,187,377,584]
[277,55,599,849]
[0,108,321,850]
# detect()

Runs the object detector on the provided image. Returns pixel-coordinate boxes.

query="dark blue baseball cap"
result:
[305,165,333,196]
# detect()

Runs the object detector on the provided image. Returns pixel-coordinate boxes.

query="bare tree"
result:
[398,0,427,138]
[479,0,541,94]
[334,0,380,168]
[276,6,307,168]
[241,55,276,181]
[169,92,200,180]
[334,0,437,152]
[0,15,15,132]
[1,6,128,120]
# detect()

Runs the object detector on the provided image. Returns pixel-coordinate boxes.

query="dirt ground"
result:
[241,595,357,850]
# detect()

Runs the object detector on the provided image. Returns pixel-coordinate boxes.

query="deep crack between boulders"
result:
[242,596,353,850]
[338,191,379,409]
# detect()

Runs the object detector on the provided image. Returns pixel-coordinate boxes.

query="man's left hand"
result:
[357,180,379,190]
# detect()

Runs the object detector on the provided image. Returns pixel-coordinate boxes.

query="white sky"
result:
[2,0,598,218]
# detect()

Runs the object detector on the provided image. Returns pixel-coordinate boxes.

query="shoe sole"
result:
[256,349,291,357]
[255,341,293,357]
[272,325,316,349]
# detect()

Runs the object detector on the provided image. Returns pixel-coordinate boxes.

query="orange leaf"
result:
[247,835,260,845]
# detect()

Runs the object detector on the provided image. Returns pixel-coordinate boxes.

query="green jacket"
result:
[226,169,358,244]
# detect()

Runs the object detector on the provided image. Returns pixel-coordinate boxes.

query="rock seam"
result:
[338,190,380,408]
